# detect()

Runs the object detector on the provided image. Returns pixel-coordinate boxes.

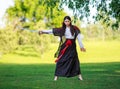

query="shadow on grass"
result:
[0,62,120,89]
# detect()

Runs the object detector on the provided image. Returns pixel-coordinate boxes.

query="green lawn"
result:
[0,40,120,89]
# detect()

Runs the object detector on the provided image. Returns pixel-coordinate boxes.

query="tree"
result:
[6,0,66,30]
[6,0,120,30]
[4,0,67,55]
[59,0,120,29]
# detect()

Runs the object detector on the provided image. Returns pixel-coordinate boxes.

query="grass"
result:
[0,63,119,89]
[0,40,120,89]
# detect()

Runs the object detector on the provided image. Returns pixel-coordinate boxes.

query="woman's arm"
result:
[39,27,62,36]
[77,33,86,52]
[39,30,53,35]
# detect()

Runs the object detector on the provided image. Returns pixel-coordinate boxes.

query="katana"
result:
[21,28,39,33]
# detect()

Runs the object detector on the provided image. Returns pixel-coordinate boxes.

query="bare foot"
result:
[54,76,58,81]
[78,74,83,80]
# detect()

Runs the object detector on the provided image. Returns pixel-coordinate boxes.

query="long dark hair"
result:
[62,16,74,36]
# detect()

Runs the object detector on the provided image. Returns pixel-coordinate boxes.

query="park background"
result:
[0,0,120,89]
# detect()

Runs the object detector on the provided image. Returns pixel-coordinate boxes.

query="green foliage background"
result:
[0,0,120,56]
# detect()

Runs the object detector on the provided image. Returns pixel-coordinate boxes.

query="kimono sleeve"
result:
[73,26,81,36]
[52,27,63,36]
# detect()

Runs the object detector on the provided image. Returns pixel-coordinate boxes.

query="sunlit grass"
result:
[79,40,120,63]
[0,40,120,64]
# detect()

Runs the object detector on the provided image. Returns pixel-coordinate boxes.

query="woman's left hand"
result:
[80,48,86,52]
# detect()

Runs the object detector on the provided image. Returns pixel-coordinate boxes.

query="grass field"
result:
[0,40,120,89]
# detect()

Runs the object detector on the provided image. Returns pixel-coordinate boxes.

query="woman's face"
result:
[64,19,71,27]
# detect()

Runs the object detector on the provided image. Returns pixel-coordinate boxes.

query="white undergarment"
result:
[42,28,84,48]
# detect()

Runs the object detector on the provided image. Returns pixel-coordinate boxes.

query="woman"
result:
[39,16,86,81]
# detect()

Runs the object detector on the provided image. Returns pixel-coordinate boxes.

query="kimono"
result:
[52,25,82,77]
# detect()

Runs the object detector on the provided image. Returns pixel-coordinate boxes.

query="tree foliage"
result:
[2,0,120,55]
[6,0,120,29]
[0,25,52,55]
[6,0,66,29]
[2,0,67,55]
[59,0,120,29]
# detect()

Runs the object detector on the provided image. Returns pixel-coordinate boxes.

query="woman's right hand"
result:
[38,31,43,35]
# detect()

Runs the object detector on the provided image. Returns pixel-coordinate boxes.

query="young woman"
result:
[39,16,86,81]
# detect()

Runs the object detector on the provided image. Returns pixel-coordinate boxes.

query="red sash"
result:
[55,39,72,62]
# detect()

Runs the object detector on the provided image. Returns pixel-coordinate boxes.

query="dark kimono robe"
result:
[53,25,81,77]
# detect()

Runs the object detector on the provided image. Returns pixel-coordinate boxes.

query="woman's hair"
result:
[62,16,74,36]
